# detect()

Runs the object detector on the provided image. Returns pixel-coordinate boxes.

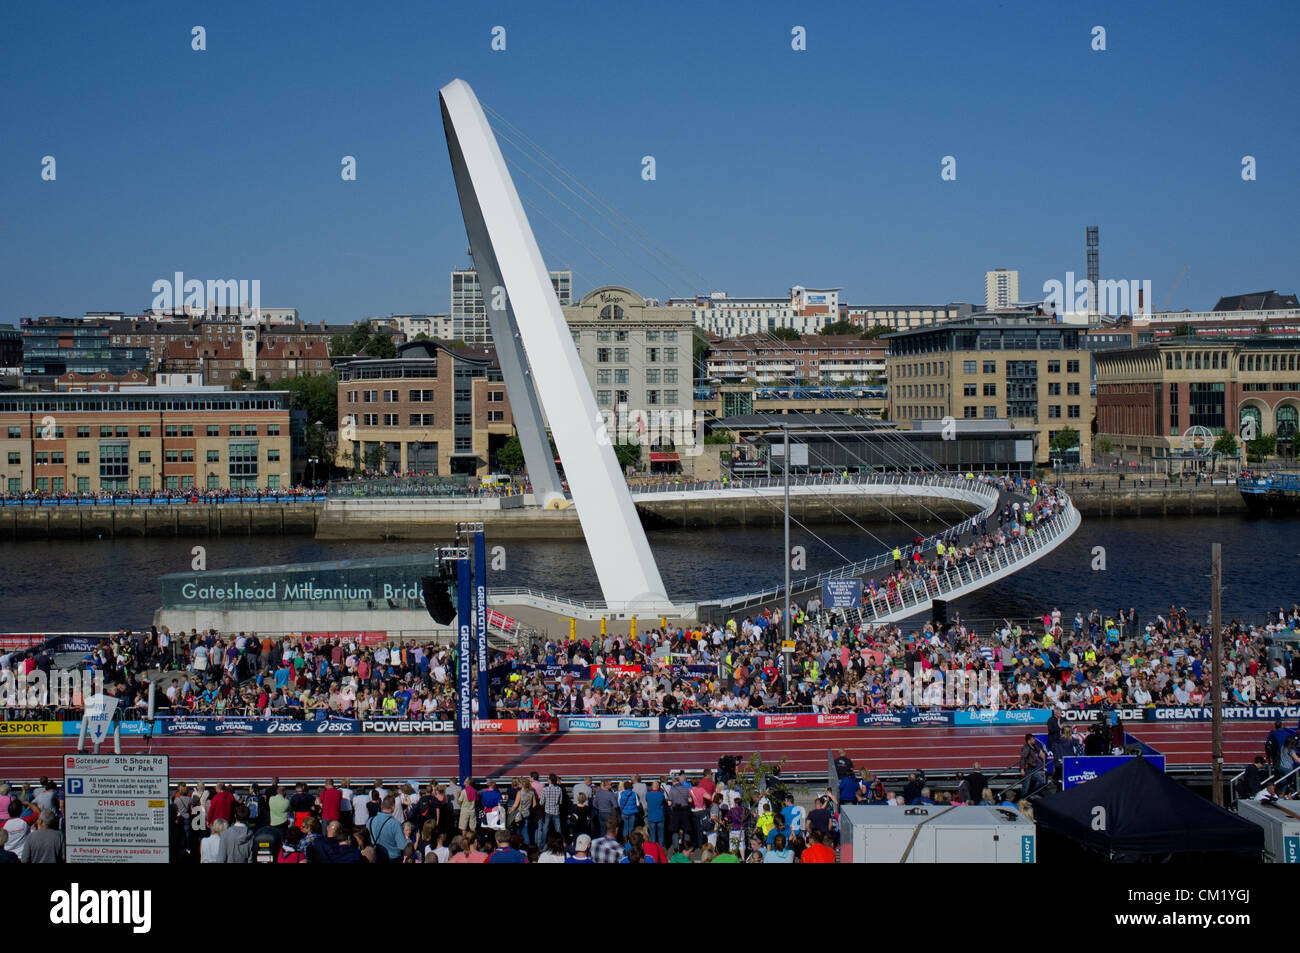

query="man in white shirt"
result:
[3,796,30,861]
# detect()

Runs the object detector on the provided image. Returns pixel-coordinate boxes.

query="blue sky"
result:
[2,0,1296,325]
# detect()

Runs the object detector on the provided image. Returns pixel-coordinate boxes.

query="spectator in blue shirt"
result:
[645,780,667,846]
[486,829,528,863]
[618,780,640,839]
[838,772,858,805]
[365,796,407,861]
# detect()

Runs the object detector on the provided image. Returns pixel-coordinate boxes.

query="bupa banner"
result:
[61,720,153,736]
[953,709,1051,726]
[660,714,758,731]
[361,718,455,734]
[759,712,858,729]
[473,718,558,733]
[559,715,660,731]
[821,578,864,609]
[1062,754,1166,788]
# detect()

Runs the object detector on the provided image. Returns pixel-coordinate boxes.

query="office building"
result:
[0,387,296,494]
[985,269,1019,310]
[704,334,886,384]
[886,312,1093,464]
[669,286,840,338]
[450,268,571,343]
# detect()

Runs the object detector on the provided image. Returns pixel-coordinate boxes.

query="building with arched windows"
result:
[1095,338,1300,462]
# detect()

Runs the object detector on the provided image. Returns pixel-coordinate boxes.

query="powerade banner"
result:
[660,714,758,731]
[1062,754,1166,788]
[1060,705,1300,723]
[822,578,863,609]
[362,719,454,734]
[154,717,362,735]
[954,709,1051,726]
[559,716,660,731]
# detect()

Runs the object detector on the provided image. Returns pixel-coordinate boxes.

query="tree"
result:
[330,322,373,357]
[819,320,859,336]
[859,324,889,340]
[364,333,397,359]
[1213,429,1239,456]
[1172,322,1194,339]
[413,331,430,341]
[1050,428,1079,453]
[692,327,712,382]
[769,327,802,342]
[496,435,525,472]
[278,372,338,428]
[364,444,388,471]
[614,442,641,470]
[734,751,788,817]
[1247,433,1277,462]
[1095,436,1114,455]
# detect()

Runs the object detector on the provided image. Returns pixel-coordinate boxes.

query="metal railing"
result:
[841,495,1078,626]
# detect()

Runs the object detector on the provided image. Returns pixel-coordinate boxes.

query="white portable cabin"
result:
[840,805,1035,863]
[1235,799,1300,863]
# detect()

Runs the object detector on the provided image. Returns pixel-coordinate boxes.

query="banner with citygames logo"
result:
[1062,753,1166,788]
[668,665,718,680]
[473,718,559,733]
[953,709,1051,726]
[360,719,455,733]
[558,715,660,731]
[1058,705,1299,723]
[488,664,588,688]
[660,714,759,731]
[153,716,362,735]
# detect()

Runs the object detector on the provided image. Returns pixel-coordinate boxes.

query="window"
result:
[99,426,113,438]
[645,369,661,384]
[664,390,678,405]
[347,391,357,403]
[181,425,194,437]
[228,442,259,487]
[1068,405,1080,419]
[664,347,678,364]
[51,451,64,464]
[597,348,611,363]
[964,406,977,418]
[983,382,996,396]
[596,390,612,405]
[487,390,504,402]
[137,426,151,437]
[165,425,179,437]
[207,450,220,463]
[1169,382,1179,434]
[1067,382,1080,396]
[1048,405,1061,419]
[245,425,257,436]
[596,329,612,342]
[1048,382,1061,396]
[5,426,19,439]
[207,425,220,436]
[596,369,611,385]
[983,361,996,374]
[983,406,997,418]
[267,475,280,491]
[409,414,435,426]
[98,443,129,488]
[138,476,151,492]
[180,450,194,462]
[267,424,280,436]
[614,369,630,385]
[963,383,977,397]
[363,390,378,402]
[614,330,629,342]
[207,473,220,490]
[166,475,179,490]
[1067,360,1080,373]
[76,451,89,464]
[267,449,280,462]
[383,390,398,402]
[381,414,397,426]
[165,450,180,463]
[50,477,63,493]
[664,368,678,384]
[76,426,90,438]
[180,475,194,490]
[646,390,660,405]
[229,425,243,436]
[409,389,435,402]
[1047,361,1060,373]
[8,452,21,465]
[138,450,152,464]
[35,478,47,493]
[363,414,378,426]
[614,348,629,363]
[487,410,504,422]
[663,331,678,342]
[963,361,976,374]
[76,477,89,492]
[645,329,660,341]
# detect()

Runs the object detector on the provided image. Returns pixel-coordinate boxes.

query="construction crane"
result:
[1162,265,1189,311]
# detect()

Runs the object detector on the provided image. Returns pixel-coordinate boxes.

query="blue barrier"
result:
[660,714,759,731]
[153,717,361,735]
[954,709,1051,726]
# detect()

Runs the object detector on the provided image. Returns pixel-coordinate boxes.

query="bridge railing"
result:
[843,494,1078,626]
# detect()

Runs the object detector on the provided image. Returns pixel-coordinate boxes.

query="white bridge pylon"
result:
[439,78,671,612]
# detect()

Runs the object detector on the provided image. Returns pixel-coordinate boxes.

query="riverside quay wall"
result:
[0,482,1248,541]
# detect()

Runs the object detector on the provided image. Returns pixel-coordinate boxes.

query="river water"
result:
[0,513,1294,632]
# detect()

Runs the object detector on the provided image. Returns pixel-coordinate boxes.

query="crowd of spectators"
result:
[0,485,323,505]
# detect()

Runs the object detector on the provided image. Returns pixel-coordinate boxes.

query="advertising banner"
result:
[362,718,455,734]
[591,665,642,679]
[0,720,62,736]
[473,718,558,733]
[954,709,1051,726]
[758,712,858,729]
[488,663,587,688]
[1062,753,1166,788]
[559,715,660,731]
[152,716,361,735]
[660,713,759,731]
[1059,705,1299,723]
[821,578,864,609]
[301,631,387,646]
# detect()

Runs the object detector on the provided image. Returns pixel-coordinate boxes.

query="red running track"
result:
[0,723,1268,783]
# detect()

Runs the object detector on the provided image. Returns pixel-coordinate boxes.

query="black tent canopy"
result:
[1034,757,1263,859]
